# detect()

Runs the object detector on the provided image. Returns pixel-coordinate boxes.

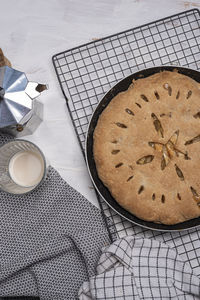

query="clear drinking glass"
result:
[0,139,47,195]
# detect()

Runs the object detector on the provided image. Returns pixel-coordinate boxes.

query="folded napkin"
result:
[79,236,200,299]
[0,134,110,300]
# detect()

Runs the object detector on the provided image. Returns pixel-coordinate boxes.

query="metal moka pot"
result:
[0,66,47,137]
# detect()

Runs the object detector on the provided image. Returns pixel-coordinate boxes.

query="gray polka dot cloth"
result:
[0,134,110,300]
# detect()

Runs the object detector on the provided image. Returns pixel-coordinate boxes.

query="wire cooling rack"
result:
[53,9,200,276]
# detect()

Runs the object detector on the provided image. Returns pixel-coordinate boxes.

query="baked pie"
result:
[93,71,200,225]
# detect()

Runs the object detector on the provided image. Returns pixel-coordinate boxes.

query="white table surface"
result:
[2,0,200,208]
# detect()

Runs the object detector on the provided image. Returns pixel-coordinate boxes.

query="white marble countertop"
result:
[1,0,200,208]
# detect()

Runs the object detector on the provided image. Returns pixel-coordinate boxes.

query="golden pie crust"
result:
[93,71,200,225]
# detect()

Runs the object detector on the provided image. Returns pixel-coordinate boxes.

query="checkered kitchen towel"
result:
[0,133,110,300]
[79,236,200,299]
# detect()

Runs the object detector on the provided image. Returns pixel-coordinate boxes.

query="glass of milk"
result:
[0,140,47,195]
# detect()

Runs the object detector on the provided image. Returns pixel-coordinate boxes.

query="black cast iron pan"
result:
[86,65,200,231]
